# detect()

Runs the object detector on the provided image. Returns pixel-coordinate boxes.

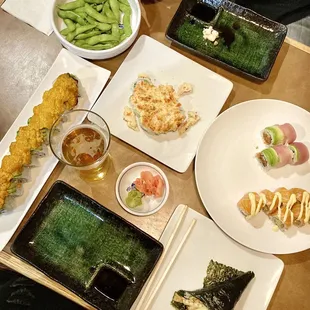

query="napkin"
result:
[1,0,54,36]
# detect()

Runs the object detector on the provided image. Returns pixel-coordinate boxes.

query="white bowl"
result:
[51,0,141,60]
[116,162,170,216]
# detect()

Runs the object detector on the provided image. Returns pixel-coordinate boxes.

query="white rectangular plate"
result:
[132,205,284,310]
[0,48,111,251]
[92,35,233,173]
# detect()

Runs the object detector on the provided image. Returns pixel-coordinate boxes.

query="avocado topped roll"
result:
[289,142,309,166]
[261,123,296,146]
[256,146,292,169]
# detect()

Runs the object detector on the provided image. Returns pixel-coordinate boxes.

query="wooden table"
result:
[0,1,310,309]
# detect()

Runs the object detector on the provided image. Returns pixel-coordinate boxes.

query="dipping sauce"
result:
[62,125,105,167]
[190,3,217,23]
[94,267,130,301]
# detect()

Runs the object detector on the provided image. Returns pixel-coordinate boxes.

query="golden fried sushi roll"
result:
[237,192,264,219]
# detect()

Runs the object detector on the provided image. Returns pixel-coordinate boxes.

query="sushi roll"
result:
[260,189,279,214]
[256,146,292,169]
[261,123,296,146]
[270,193,297,231]
[172,271,255,310]
[237,192,265,219]
[289,142,309,166]
[290,191,310,226]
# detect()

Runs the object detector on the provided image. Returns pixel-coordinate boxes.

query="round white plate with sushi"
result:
[195,99,310,254]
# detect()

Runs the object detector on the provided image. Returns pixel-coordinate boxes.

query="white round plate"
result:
[116,162,169,216]
[195,99,310,254]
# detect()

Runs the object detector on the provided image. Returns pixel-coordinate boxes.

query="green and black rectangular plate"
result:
[166,0,287,81]
[11,181,163,310]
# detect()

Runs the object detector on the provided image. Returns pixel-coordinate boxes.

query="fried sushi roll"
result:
[260,189,279,214]
[256,146,292,169]
[289,142,309,166]
[261,123,296,146]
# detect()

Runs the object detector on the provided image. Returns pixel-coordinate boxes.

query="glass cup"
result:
[49,109,111,181]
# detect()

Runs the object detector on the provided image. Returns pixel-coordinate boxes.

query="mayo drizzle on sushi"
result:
[299,192,309,221]
[247,193,266,219]
[305,202,310,223]
[269,192,282,212]
[279,194,296,226]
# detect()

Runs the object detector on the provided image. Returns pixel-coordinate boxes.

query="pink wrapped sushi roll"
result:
[256,146,292,169]
[261,123,297,145]
[289,142,309,165]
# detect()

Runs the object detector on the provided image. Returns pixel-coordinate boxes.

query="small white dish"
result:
[116,162,169,216]
[92,35,233,172]
[51,0,141,60]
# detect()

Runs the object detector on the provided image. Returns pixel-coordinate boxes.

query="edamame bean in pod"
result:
[109,0,120,22]
[67,24,97,42]
[111,23,120,38]
[58,0,85,11]
[85,3,111,23]
[81,42,116,50]
[86,33,119,45]
[103,1,115,20]
[75,29,101,40]
[96,23,112,32]
[84,0,104,3]
[58,10,86,25]
[64,18,76,31]
[96,4,103,11]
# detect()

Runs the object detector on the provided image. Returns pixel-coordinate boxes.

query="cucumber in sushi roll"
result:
[172,272,255,310]
[7,182,23,197]
[261,123,297,146]
[289,142,309,166]
[256,146,292,169]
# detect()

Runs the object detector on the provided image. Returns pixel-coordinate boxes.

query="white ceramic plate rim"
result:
[92,35,233,173]
[195,99,310,254]
[115,162,169,216]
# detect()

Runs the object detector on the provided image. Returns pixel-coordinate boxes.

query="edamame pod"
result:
[122,11,132,36]
[84,3,109,23]
[109,0,120,22]
[86,33,119,45]
[67,24,97,42]
[96,4,103,11]
[85,0,104,3]
[120,3,131,13]
[58,0,85,11]
[75,29,101,39]
[58,10,86,25]
[118,0,130,5]
[111,23,120,38]
[60,27,70,36]
[96,23,112,32]
[81,42,116,50]
[86,15,98,24]
[75,39,87,47]
[103,1,115,20]
[74,7,86,13]
[64,18,76,31]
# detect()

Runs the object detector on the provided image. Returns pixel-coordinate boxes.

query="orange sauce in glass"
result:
[62,126,105,167]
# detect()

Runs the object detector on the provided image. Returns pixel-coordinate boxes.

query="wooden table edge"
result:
[285,37,310,54]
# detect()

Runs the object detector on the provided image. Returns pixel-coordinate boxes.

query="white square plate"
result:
[0,48,111,251]
[132,205,284,310]
[92,35,233,172]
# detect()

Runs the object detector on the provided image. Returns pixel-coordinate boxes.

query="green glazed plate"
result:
[11,181,163,310]
[166,0,287,81]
